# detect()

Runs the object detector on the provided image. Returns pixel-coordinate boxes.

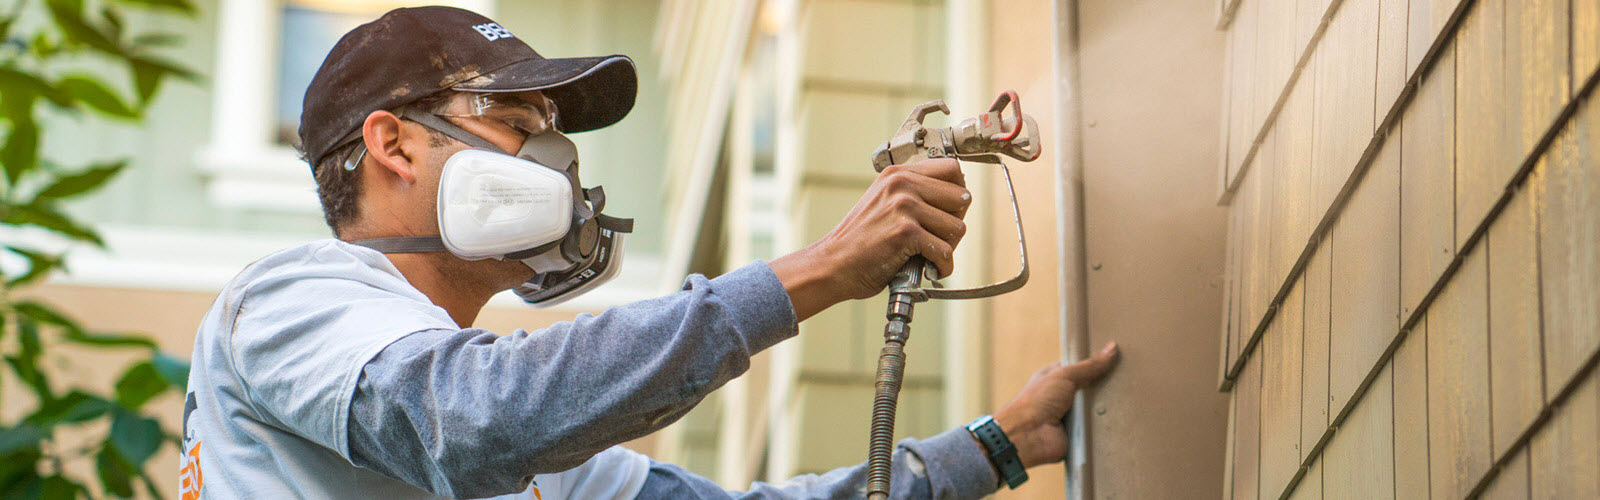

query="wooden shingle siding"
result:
[1479,449,1530,499]
[1259,279,1303,495]
[1454,0,1508,247]
[1215,0,1600,496]
[1408,0,1466,73]
[1376,0,1409,122]
[1391,316,1431,498]
[1256,0,1296,135]
[1243,151,1275,365]
[1528,373,1600,498]
[1537,100,1600,402]
[1209,0,1600,496]
[1328,140,1400,412]
[1578,0,1600,85]
[1272,68,1316,287]
[1506,0,1570,161]
[1485,190,1545,459]
[1288,462,1321,500]
[1232,358,1262,500]
[1399,44,1456,318]
[1226,0,1260,188]
[1300,239,1333,460]
[1426,249,1493,499]
[1321,364,1394,500]
[1310,0,1378,216]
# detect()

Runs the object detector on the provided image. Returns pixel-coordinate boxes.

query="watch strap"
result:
[966,415,1028,489]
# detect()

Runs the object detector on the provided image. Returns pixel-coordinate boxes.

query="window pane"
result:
[275,5,375,147]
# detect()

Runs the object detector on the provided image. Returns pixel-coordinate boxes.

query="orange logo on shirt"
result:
[179,440,203,500]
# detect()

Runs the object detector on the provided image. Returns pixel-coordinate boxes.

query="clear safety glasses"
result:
[339,91,559,171]
[436,91,559,140]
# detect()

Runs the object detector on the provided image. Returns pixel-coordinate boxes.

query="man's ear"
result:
[361,110,419,184]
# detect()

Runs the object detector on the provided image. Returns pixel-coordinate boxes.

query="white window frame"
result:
[195,0,494,213]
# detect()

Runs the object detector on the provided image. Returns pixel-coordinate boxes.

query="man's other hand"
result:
[993,342,1121,469]
[770,158,969,321]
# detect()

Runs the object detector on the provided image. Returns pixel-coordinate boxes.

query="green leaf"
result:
[127,60,163,105]
[56,76,138,118]
[38,475,82,500]
[109,0,197,16]
[6,318,53,404]
[114,362,166,408]
[1,204,105,247]
[3,357,53,405]
[35,160,125,199]
[128,55,198,81]
[29,32,63,59]
[17,316,41,361]
[62,330,157,349]
[127,55,198,104]
[0,448,43,497]
[0,470,41,500]
[45,0,122,55]
[0,425,44,456]
[100,7,125,40]
[108,411,160,465]
[60,396,113,423]
[151,353,189,388]
[0,68,72,108]
[14,301,81,332]
[129,32,182,48]
[3,116,39,186]
[25,391,111,426]
[95,448,135,497]
[3,246,64,287]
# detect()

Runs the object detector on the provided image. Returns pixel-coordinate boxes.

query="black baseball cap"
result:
[299,6,637,167]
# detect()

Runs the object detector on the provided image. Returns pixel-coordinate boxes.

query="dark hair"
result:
[306,91,458,237]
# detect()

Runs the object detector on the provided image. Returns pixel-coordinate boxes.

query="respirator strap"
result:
[596,213,634,233]
[349,236,448,254]
[402,112,503,152]
[585,186,608,213]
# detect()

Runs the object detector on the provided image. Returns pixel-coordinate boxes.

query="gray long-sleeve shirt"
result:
[346,261,999,499]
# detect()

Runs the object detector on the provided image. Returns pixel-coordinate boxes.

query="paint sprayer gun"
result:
[863,90,1042,500]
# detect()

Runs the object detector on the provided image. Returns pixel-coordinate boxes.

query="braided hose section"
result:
[865,325,909,500]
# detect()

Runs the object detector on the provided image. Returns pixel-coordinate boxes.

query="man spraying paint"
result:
[180,6,1119,499]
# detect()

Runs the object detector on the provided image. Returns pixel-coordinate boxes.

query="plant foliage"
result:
[1,0,198,497]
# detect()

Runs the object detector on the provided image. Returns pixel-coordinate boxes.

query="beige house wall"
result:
[984,0,1231,498]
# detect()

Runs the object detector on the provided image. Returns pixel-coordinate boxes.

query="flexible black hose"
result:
[865,333,907,500]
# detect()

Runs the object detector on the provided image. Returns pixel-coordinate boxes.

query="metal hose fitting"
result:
[866,259,925,500]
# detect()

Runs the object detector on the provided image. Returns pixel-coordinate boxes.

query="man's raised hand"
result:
[769,158,970,321]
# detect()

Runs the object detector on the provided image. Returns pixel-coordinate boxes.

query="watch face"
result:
[967,414,994,431]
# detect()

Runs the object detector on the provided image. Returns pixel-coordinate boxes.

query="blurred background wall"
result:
[6,0,1240,498]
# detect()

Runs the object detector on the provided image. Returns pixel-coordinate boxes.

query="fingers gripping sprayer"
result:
[863,90,1042,499]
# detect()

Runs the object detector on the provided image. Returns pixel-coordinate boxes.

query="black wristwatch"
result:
[966,415,1028,489]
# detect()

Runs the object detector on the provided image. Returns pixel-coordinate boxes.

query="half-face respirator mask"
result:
[350,93,634,307]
